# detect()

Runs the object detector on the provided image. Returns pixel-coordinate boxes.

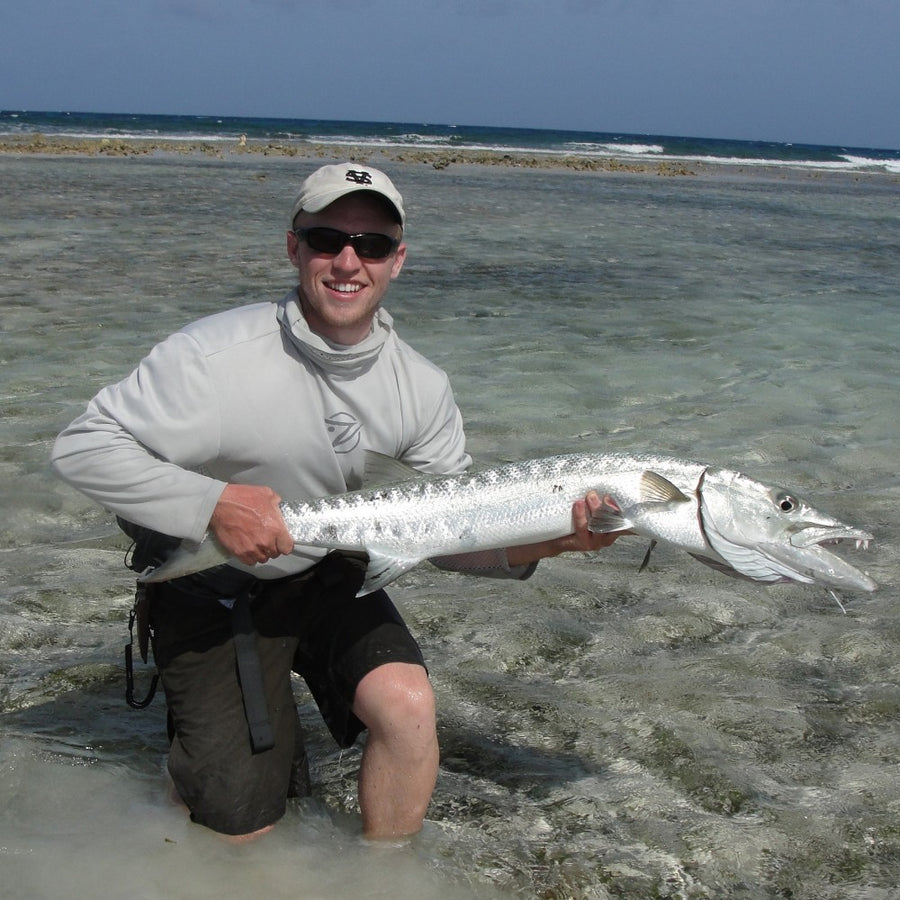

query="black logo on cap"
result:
[345,170,373,186]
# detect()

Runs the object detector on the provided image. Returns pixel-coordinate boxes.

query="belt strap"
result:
[125,583,159,710]
[230,593,275,753]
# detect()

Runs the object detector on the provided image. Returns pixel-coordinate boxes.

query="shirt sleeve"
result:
[50,332,227,542]
[400,377,472,475]
[429,549,538,581]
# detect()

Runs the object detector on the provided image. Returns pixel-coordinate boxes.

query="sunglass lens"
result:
[299,228,396,259]
[353,235,395,259]
[304,228,345,254]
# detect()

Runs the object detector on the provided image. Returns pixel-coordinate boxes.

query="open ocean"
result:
[1,112,899,898]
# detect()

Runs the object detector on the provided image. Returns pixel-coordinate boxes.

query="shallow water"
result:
[1,153,898,898]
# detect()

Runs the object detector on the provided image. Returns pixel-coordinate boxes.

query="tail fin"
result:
[137,535,231,583]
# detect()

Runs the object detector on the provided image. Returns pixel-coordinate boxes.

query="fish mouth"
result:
[758,535,878,592]
[797,526,877,592]
[701,514,877,592]
[789,524,874,550]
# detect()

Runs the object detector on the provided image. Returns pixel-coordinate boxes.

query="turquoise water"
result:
[1,150,898,897]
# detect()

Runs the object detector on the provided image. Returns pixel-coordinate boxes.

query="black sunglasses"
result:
[293,226,400,260]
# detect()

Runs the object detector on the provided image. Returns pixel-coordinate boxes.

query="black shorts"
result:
[149,552,426,836]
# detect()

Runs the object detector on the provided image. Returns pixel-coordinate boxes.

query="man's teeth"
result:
[329,283,362,294]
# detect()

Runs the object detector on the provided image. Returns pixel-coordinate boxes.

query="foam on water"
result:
[1,152,898,897]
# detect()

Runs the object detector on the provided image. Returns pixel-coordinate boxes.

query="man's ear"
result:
[390,243,407,279]
[286,229,301,267]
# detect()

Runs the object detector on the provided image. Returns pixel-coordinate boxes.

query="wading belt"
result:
[230,590,275,754]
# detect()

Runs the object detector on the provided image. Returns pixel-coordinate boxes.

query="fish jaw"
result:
[769,512,875,590]
[756,540,877,592]
[697,468,877,592]
[787,522,874,551]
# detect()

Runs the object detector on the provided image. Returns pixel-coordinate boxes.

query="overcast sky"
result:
[4,0,898,150]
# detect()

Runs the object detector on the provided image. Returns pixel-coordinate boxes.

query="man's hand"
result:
[208,483,294,565]
[505,491,632,567]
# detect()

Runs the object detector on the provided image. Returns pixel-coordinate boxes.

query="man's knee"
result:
[352,662,436,740]
[168,745,288,836]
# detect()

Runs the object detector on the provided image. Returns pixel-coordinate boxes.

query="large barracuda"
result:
[140,451,877,595]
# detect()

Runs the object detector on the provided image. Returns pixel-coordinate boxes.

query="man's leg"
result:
[282,557,436,838]
[351,661,439,839]
[152,585,304,837]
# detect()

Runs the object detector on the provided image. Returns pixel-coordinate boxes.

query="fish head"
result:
[696,467,877,592]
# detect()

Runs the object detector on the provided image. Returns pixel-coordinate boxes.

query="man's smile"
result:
[327,281,363,294]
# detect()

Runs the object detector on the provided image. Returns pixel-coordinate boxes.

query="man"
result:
[51,162,619,841]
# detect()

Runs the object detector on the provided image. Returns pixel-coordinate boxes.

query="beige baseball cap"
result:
[289,162,406,228]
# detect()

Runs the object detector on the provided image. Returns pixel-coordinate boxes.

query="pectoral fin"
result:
[362,451,424,488]
[587,496,635,534]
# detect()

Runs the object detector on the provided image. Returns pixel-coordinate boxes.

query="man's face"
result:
[287,193,406,345]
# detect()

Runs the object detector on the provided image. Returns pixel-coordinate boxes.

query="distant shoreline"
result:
[2,132,897,183]
[0,132,696,175]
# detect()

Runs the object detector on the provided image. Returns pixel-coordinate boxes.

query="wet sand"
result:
[0,130,746,178]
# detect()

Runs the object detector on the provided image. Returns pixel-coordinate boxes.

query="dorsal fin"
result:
[640,471,690,504]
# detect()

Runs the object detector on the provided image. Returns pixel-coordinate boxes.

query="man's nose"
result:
[332,242,361,269]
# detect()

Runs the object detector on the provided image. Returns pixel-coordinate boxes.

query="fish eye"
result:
[775,492,798,512]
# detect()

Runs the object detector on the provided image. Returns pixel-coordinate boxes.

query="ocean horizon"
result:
[3,108,900,174]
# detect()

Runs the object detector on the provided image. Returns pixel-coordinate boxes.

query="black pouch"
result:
[117,516,181,573]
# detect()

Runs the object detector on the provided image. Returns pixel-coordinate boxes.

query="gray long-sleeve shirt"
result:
[52,291,475,580]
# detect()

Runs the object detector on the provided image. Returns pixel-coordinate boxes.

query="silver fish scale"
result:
[144,449,875,593]
[279,452,700,557]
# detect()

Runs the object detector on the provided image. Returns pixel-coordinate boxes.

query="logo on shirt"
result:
[326,411,362,453]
